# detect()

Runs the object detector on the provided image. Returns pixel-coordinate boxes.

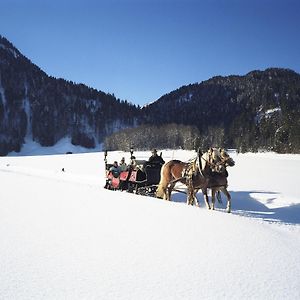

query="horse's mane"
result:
[200,148,223,169]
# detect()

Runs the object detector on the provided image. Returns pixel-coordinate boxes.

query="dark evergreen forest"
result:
[1,35,300,155]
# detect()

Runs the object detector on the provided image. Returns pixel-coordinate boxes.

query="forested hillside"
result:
[0,35,139,155]
[140,68,300,153]
[1,35,300,155]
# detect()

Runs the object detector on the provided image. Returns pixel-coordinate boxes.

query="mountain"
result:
[1,35,300,155]
[141,68,300,152]
[0,35,140,155]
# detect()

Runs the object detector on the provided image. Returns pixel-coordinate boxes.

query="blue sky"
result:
[1,0,300,105]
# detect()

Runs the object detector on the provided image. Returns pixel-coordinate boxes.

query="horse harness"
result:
[202,151,230,173]
[170,151,229,187]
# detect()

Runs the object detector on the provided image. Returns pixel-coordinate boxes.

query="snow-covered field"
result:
[1,142,300,299]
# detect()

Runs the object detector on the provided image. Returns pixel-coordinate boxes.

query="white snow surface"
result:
[1,142,300,299]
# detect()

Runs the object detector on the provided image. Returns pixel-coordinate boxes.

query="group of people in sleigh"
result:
[109,148,165,178]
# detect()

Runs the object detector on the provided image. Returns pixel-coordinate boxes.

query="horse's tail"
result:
[156,162,169,198]
[156,183,165,199]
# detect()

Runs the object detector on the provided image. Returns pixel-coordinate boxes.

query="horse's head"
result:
[225,157,235,167]
[202,148,235,174]
[219,149,235,167]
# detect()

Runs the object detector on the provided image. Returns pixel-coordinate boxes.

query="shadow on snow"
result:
[171,190,300,225]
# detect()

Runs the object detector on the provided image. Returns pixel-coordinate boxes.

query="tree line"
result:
[103,123,231,152]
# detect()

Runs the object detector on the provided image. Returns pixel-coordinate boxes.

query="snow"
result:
[8,138,102,156]
[178,92,193,103]
[255,107,282,123]
[0,43,19,58]
[1,142,300,299]
[265,107,281,117]
[0,82,7,108]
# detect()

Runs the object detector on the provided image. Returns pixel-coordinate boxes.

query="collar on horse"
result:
[203,150,228,170]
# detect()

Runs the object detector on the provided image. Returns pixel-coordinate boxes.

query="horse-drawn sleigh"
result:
[104,148,164,196]
[104,148,235,212]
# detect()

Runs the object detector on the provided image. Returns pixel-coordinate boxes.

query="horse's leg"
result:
[202,188,211,210]
[186,183,194,205]
[162,184,168,200]
[157,184,168,200]
[221,187,231,213]
[211,188,216,210]
[193,188,200,207]
[163,186,168,200]
[216,191,223,204]
[186,177,196,205]
[166,183,175,201]
[158,179,172,201]
[191,189,199,206]
[187,185,194,205]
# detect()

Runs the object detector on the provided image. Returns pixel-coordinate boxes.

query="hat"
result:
[121,157,125,162]
[152,148,157,154]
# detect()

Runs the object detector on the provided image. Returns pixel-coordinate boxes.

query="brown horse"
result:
[156,159,211,208]
[156,149,234,212]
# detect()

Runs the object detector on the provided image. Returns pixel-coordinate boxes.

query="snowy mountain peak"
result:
[0,35,20,59]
